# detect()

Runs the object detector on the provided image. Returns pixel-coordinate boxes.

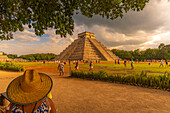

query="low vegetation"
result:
[71,70,170,91]
[0,62,24,72]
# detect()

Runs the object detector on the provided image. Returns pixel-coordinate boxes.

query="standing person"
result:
[159,59,164,68]
[75,61,79,70]
[115,60,116,64]
[118,59,120,64]
[73,60,75,64]
[69,60,71,65]
[131,59,134,69]
[89,61,93,71]
[58,61,64,76]
[98,59,100,63]
[124,60,127,67]
[165,60,168,67]
[6,70,57,113]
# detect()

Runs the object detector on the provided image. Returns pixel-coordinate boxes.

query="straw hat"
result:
[6,70,53,105]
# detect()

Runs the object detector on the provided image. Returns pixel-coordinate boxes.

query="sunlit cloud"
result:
[13,26,40,42]
[0,0,170,55]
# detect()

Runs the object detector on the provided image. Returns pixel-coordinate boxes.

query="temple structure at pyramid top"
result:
[55,31,119,61]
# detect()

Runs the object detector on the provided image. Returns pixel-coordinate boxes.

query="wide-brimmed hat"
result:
[6,70,53,105]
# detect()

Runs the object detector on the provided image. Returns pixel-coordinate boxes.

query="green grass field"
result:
[11,61,170,76]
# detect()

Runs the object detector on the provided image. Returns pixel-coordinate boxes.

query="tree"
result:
[131,49,141,60]
[7,54,18,59]
[158,43,165,50]
[111,49,133,60]
[19,53,57,60]
[1,0,149,40]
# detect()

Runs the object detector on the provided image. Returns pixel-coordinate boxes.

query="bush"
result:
[70,70,170,91]
[0,62,24,72]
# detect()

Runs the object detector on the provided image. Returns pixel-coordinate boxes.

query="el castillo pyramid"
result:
[55,32,119,61]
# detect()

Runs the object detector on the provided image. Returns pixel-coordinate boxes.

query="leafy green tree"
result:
[112,44,170,60]
[112,49,133,60]
[19,53,57,60]
[7,54,18,59]
[158,43,165,50]
[143,48,157,60]
[1,0,149,40]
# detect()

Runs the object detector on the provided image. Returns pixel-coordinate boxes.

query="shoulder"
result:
[45,98,57,113]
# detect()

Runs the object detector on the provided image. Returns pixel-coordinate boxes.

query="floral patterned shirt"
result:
[11,101,50,113]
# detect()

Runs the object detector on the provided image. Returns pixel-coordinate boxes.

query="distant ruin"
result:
[0,52,12,62]
[55,32,119,61]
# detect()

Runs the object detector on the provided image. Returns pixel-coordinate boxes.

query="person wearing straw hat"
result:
[6,70,57,113]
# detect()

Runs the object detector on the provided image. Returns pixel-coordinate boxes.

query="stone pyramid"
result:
[55,32,119,61]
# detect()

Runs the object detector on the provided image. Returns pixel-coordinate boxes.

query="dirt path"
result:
[0,70,170,113]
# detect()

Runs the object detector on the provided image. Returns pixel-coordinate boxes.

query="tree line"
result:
[4,53,57,61]
[111,43,170,60]
[3,43,170,61]
[19,53,57,60]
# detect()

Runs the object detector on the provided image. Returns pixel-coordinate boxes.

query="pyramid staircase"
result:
[55,32,119,61]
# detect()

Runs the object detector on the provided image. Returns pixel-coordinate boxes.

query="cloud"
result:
[74,0,170,34]
[13,25,40,42]
[0,24,89,55]
[72,0,170,50]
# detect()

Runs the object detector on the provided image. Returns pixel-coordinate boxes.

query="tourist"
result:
[43,60,45,64]
[89,61,93,71]
[165,60,168,67]
[73,60,75,64]
[131,59,134,69]
[98,59,100,63]
[124,60,127,67]
[148,62,151,65]
[75,61,79,70]
[115,60,116,64]
[6,70,57,113]
[159,59,164,68]
[118,59,120,64]
[69,60,71,65]
[58,61,64,76]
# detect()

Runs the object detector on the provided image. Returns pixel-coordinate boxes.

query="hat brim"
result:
[6,73,53,105]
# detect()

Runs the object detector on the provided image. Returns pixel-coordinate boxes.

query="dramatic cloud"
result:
[73,0,170,50]
[0,0,170,55]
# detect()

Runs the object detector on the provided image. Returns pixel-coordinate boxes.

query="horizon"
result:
[0,0,170,56]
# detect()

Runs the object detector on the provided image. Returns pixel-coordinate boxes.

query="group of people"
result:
[57,60,94,76]
[57,59,169,75]
[159,59,169,67]
[74,61,93,71]
[123,59,133,69]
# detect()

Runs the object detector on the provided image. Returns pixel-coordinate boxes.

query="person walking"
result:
[89,61,93,71]
[165,60,168,67]
[159,59,164,68]
[6,70,57,113]
[131,59,134,69]
[75,61,79,70]
[124,60,127,67]
[58,61,64,76]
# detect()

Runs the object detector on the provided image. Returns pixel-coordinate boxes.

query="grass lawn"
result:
[10,61,170,76]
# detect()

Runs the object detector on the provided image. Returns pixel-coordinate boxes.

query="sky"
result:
[0,0,170,56]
